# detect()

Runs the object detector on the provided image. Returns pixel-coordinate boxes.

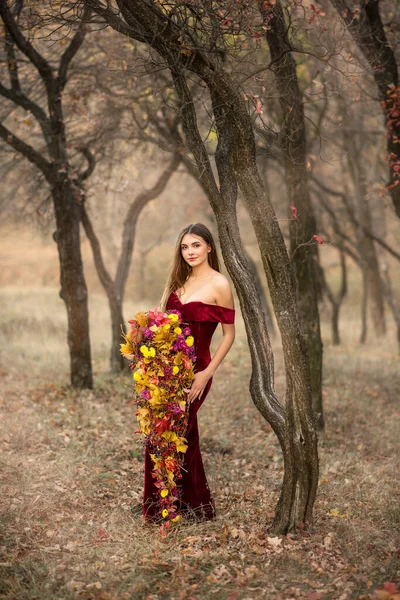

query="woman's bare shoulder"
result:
[212,273,234,308]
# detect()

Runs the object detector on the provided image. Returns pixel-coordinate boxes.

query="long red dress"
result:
[143,291,235,522]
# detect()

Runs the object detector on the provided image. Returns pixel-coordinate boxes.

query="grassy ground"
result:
[0,286,399,600]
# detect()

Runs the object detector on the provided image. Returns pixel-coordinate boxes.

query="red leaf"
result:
[98,528,107,538]
[290,205,298,218]
[313,234,324,244]
[155,417,170,434]
[256,99,263,115]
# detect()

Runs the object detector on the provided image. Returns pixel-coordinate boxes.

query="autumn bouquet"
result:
[120,307,196,527]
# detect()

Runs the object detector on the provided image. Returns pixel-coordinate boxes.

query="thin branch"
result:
[311,176,400,262]
[76,146,96,183]
[83,0,147,42]
[0,1,53,83]
[0,82,51,142]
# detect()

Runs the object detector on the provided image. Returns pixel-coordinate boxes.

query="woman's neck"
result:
[189,263,213,280]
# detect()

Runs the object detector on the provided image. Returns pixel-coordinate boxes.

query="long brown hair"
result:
[160,223,220,310]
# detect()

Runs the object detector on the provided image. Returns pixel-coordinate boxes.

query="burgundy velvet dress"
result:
[143,291,235,521]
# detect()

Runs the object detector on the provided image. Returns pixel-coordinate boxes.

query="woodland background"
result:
[0,0,399,599]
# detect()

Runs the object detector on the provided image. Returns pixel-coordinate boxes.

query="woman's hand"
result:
[186,369,213,404]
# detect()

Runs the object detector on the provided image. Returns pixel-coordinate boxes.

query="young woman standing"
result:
[143,223,236,522]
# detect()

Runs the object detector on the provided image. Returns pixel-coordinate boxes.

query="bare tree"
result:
[80,0,319,534]
[81,151,181,371]
[329,0,400,217]
[0,2,93,388]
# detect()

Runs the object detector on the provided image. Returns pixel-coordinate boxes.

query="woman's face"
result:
[180,233,211,267]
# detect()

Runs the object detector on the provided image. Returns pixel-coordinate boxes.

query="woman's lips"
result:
[188,257,197,261]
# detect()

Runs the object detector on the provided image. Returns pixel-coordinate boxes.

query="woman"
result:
[143,223,236,522]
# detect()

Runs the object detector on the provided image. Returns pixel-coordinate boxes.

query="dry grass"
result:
[0,282,399,600]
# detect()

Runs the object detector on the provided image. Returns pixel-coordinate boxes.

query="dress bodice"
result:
[166,292,235,362]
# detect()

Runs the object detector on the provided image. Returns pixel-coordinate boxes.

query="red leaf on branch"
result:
[290,205,298,218]
[313,234,324,244]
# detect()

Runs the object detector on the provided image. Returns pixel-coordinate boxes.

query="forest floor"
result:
[0,288,399,600]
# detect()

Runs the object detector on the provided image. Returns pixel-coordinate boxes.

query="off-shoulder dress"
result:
[143,291,235,521]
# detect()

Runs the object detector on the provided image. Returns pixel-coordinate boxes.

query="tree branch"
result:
[311,176,400,262]
[0,82,51,142]
[76,146,96,183]
[83,0,148,42]
[58,6,91,90]
[0,122,52,179]
[0,1,53,83]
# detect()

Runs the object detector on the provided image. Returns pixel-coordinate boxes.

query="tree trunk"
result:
[330,0,400,217]
[52,180,93,388]
[173,68,319,533]
[244,249,276,338]
[344,127,386,337]
[109,297,125,372]
[81,206,125,372]
[263,0,324,429]
[360,266,368,345]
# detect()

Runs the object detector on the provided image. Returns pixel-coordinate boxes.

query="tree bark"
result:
[173,68,319,533]
[329,0,400,217]
[52,181,93,388]
[360,266,368,344]
[244,250,276,338]
[262,0,324,429]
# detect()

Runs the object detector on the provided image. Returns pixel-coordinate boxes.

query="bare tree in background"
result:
[329,0,400,218]
[0,2,93,388]
[81,151,181,371]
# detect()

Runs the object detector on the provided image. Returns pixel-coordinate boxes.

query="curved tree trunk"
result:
[244,249,276,338]
[115,153,181,302]
[95,0,319,535]
[263,0,324,429]
[81,206,125,372]
[173,68,318,534]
